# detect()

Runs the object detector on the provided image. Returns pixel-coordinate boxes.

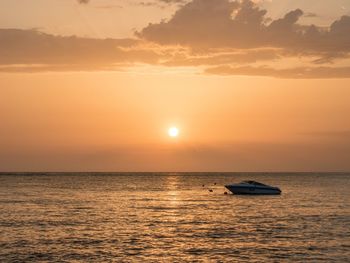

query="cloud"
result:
[137,0,240,47]
[304,12,318,18]
[0,29,161,72]
[154,0,188,4]
[161,48,280,66]
[159,0,186,3]
[136,0,350,77]
[95,5,123,9]
[138,0,350,55]
[1,0,350,78]
[205,65,350,79]
[79,0,187,8]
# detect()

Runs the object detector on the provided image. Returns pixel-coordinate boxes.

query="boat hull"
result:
[225,185,281,195]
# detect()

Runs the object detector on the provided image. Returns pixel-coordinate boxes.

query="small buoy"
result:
[214,183,217,185]
[202,184,205,187]
[209,189,213,192]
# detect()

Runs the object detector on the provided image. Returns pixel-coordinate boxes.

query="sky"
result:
[1,0,350,172]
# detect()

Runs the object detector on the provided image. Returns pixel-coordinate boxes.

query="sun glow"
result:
[168,127,179,137]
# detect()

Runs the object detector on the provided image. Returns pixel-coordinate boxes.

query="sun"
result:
[168,127,179,137]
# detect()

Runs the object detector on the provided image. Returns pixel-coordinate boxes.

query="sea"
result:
[0,173,349,262]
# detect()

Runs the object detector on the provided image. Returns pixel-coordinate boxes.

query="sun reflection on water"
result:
[0,173,349,262]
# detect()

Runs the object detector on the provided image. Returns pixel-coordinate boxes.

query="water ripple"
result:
[0,173,349,262]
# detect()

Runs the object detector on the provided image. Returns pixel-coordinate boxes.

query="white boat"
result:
[225,180,281,195]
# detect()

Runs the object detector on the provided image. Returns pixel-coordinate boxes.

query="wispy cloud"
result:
[205,65,350,79]
[77,0,89,4]
[304,12,318,18]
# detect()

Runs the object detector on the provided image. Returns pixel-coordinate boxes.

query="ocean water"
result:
[0,173,349,262]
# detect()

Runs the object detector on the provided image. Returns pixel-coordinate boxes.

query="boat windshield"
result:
[241,180,267,186]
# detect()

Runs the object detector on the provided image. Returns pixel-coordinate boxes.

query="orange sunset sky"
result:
[1,0,350,171]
